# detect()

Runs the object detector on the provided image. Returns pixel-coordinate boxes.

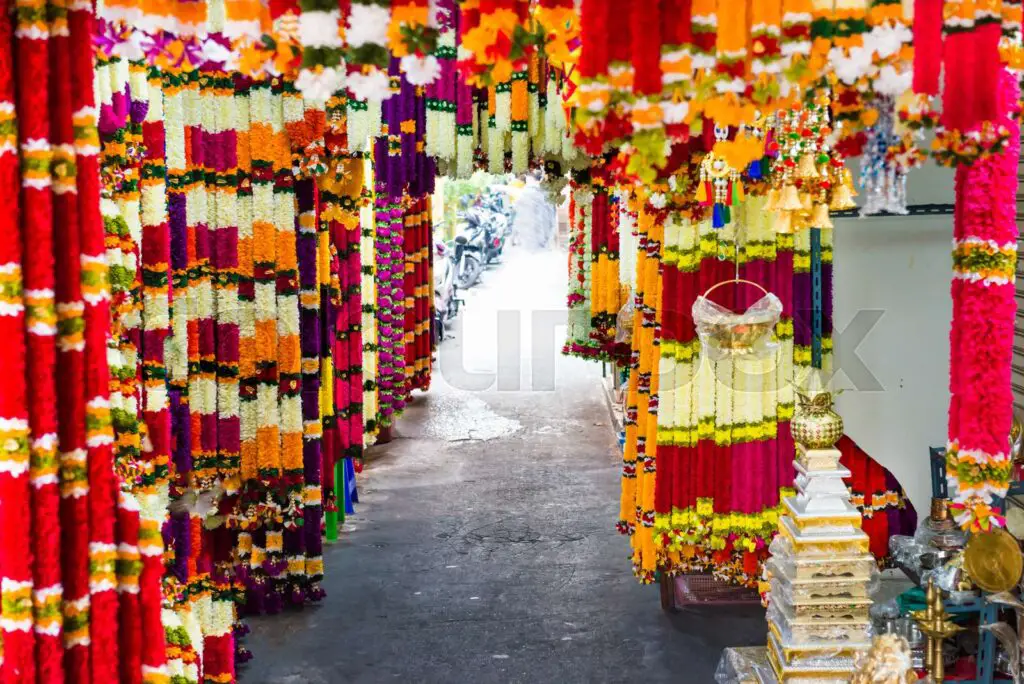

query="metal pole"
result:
[811,227,823,369]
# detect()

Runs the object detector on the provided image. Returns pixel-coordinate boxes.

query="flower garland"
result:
[239,78,283,613]
[182,72,214,492]
[659,0,694,138]
[97,53,147,682]
[69,0,121,676]
[402,196,432,392]
[391,0,443,85]
[276,83,308,606]
[425,0,457,164]
[338,187,366,452]
[296,0,345,103]
[653,199,796,588]
[3,3,38,680]
[781,0,813,76]
[542,67,567,159]
[347,0,394,102]
[163,606,200,684]
[618,192,664,582]
[628,0,665,183]
[137,65,173,684]
[372,189,407,426]
[458,0,531,87]
[510,70,529,174]
[360,183,380,441]
[295,177,326,600]
[98,0,209,36]
[207,69,242,512]
[563,181,599,358]
[589,187,625,361]
[453,27,474,177]
[319,147,365,536]
[54,2,99,681]
[533,0,579,70]
[222,0,265,40]
[324,96,367,464]
[912,0,1010,164]
[751,0,783,87]
[173,67,237,681]
[946,69,1020,532]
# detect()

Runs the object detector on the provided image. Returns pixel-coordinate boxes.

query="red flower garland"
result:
[138,68,171,683]
[47,1,83,681]
[913,0,943,95]
[630,0,663,96]
[68,2,121,680]
[579,0,610,80]
[946,69,1020,531]
[2,4,36,682]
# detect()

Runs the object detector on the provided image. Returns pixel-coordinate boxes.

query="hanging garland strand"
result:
[69,0,121,678]
[41,0,77,680]
[946,70,1020,532]
[4,2,38,681]
[137,67,172,675]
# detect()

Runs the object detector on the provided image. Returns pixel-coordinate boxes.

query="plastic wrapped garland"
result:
[859,96,911,216]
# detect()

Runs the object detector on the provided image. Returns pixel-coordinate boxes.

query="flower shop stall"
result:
[0,0,1022,682]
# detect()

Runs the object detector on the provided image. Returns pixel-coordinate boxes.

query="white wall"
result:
[833,162,954,517]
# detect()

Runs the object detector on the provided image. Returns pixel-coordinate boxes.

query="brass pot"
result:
[791,389,844,449]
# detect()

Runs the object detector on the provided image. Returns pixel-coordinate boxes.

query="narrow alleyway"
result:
[245,245,766,683]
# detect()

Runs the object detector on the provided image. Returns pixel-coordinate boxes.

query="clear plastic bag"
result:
[768,540,877,582]
[768,600,873,646]
[714,646,776,683]
[615,295,635,345]
[692,291,783,360]
[766,556,880,602]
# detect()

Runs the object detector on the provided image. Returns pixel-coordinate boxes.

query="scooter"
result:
[433,241,462,345]
[453,213,486,289]
[482,213,508,264]
[478,196,512,262]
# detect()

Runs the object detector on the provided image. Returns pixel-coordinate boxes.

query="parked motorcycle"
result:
[433,241,461,345]
[452,214,486,289]
[478,194,513,261]
[461,206,507,265]
[482,189,515,232]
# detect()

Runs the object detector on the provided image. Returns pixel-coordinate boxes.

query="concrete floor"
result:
[245,246,767,683]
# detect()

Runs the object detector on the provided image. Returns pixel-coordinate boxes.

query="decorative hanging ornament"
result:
[696,125,745,228]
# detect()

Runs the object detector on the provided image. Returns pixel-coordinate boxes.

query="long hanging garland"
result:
[69,0,121,678]
[3,3,37,680]
[138,64,171,681]
[617,192,664,582]
[946,71,1020,531]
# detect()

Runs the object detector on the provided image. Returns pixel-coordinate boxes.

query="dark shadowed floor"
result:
[244,247,766,684]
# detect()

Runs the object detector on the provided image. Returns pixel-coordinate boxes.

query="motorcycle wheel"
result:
[456,254,481,289]
[433,313,443,346]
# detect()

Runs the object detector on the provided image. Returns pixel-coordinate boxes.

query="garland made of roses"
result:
[946,69,1020,532]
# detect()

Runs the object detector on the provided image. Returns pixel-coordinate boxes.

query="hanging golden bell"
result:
[800,191,814,211]
[773,210,794,234]
[811,202,834,229]
[830,183,856,211]
[779,184,803,211]
[793,210,810,232]
[798,154,819,178]
[766,187,779,211]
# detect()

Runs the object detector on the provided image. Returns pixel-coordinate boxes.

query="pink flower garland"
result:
[947,69,1020,531]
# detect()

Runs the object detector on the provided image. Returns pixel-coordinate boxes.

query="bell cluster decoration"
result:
[767,94,857,234]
